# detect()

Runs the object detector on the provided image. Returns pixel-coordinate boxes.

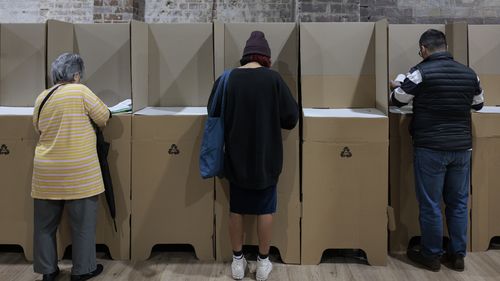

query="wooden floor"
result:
[1,250,500,281]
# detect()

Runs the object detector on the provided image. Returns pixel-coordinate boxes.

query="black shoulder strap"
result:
[37,84,61,128]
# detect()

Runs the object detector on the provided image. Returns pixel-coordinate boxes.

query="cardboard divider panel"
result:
[213,23,300,264]
[131,108,213,261]
[47,20,132,260]
[301,109,388,266]
[300,21,389,266]
[469,25,500,251]
[0,23,45,260]
[0,24,46,106]
[147,24,214,107]
[130,23,214,261]
[469,25,500,107]
[301,23,376,109]
[0,109,37,260]
[47,21,131,106]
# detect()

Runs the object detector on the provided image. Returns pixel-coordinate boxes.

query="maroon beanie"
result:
[243,31,271,58]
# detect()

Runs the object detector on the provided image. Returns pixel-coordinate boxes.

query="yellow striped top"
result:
[31,83,110,200]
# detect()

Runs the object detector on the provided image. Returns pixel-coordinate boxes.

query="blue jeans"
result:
[413,147,471,257]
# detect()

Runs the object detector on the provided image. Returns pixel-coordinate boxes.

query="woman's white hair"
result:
[51,53,85,84]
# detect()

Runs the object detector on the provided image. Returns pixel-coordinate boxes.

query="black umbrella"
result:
[93,121,118,232]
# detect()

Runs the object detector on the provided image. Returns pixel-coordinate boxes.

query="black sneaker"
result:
[71,264,104,281]
[407,248,441,272]
[442,253,465,272]
[42,267,60,281]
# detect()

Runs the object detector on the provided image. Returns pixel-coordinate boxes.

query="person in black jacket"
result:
[390,29,484,272]
[208,31,299,281]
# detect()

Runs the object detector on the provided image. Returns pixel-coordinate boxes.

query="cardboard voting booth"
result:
[46,20,132,260]
[469,25,500,252]
[0,23,46,261]
[130,21,214,261]
[300,21,389,266]
[388,24,444,254]
[388,23,471,253]
[212,22,300,264]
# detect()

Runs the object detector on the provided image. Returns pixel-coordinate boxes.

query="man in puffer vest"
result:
[390,29,484,272]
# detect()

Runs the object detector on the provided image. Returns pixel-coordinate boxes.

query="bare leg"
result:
[229,212,244,252]
[257,214,273,255]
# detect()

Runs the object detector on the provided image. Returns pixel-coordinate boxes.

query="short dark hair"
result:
[419,29,447,52]
[240,54,271,68]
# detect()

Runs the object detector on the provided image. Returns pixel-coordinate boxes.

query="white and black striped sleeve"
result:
[391,68,422,107]
[472,76,484,111]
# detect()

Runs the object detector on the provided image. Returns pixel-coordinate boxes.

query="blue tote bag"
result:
[200,70,232,179]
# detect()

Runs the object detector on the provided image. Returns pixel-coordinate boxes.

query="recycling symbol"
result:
[0,144,9,155]
[340,147,352,158]
[168,144,180,155]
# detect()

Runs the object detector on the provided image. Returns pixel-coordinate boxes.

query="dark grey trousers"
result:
[33,196,98,275]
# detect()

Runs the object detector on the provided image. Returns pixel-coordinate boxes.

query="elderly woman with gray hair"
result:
[32,53,110,281]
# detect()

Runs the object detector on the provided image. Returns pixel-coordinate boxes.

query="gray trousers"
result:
[33,196,98,275]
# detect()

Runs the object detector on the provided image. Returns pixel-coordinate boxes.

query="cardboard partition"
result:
[130,23,214,261]
[57,115,131,260]
[131,108,213,261]
[471,111,500,252]
[446,22,468,65]
[47,20,131,107]
[301,109,389,266]
[469,25,500,106]
[469,25,500,251]
[300,21,388,112]
[212,23,300,264]
[131,22,214,111]
[388,107,417,253]
[0,23,45,260]
[300,21,389,266]
[0,108,37,260]
[0,24,46,106]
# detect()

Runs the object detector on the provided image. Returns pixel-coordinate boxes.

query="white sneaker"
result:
[231,256,247,280]
[256,257,273,281]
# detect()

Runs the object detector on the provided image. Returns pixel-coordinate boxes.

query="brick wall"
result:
[94,0,134,23]
[214,0,295,23]
[1,0,500,24]
[144,0,213,23]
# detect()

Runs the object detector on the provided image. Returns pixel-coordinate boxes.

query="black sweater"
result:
[207,67,299,190]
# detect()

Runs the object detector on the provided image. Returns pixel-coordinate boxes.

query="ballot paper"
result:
[0,106,35,116]
[389,105,413,114]
[476,106,500,114]
[303,108,386,118]
[108,99,132,114]
[134,107,207,116]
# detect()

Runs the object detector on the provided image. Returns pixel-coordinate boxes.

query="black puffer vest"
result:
[411,52,479,150]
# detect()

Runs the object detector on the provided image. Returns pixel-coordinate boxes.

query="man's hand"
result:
[389,80,401,91]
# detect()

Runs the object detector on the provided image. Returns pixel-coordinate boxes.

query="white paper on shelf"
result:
[0,106,34,116]
[108,99,132,113]
[134,107,207,116]
[476,106,500,114]
[389,105,413,114]
[303,108,387,118]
